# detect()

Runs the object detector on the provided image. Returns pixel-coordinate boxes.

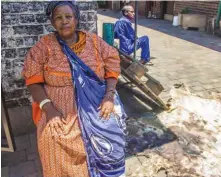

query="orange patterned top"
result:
[22,30,121,125]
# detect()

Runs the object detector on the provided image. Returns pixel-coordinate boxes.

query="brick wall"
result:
[174,1,219,19]
[1,1,98,108]
[129,1,161,18]
[138,1,146,17]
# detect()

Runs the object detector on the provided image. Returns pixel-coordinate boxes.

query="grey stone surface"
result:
[14,134,31,151]
[24,171,43,177]
[2,150,27,167]
[34,157,42,172]
[5,106,35,136]
[9,161,36,177]
[1,167,9,177]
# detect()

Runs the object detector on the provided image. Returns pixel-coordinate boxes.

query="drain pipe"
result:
[134,1,138,61]
[216,0,221,28]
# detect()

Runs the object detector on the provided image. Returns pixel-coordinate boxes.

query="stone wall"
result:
[1,1,98,108]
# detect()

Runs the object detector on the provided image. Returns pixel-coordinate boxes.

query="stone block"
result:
[17,98,32,106]
[10,2,29,13]
[1,26,14,38]
[78,2,89,10]
[1,167,9,177]
[81,22,96,32]
[42,2,49,11]
[6,106,36,136]
[27,153,37,161]
[2,167,9,177]
[14,79,26,88]
[2,75,23,92]
[7,38,16,48]
[29,132,37,149]
[18,47,31,57]
[14,134,31,151]
[4,89,25,100]
[20,14,35,24]
[16,38,24,47]
[88,2,98,10]
[24,171,43,177]
[28,2,44,12]
[2,49,17,59]
[27,133,38,160]
[24,36,38,46]
[13,25,43,36]
[44,24,54,33]
[15,56,25,63]
[34,157,43,172]
[35,14,50,24]
[88,12,96,21]
[9,161,36,177]
[4,99,19,108]
[2,38,7,48]
[80,12,88,22]
[3,60,12,70]
[2,3,11,13]
[2,150,27,167]
[2,14,19,25]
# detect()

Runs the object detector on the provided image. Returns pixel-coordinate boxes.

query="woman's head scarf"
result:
[46,1,80,21]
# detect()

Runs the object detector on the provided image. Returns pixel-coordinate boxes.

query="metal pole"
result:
[216,0,221,28]
[134,1,138,61]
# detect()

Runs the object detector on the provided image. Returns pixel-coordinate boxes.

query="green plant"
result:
[180,7,190,14]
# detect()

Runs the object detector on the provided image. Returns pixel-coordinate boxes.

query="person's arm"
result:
[115,22,132,49]
[114,21,128,41]
[95,36,121,119]
[22,36,63,134]
[99,78,117,119]
[27,84,62,119]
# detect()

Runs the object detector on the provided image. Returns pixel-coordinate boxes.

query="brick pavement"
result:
[97,9,221,103]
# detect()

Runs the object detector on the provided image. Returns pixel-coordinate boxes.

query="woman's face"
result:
[51,5,77,39]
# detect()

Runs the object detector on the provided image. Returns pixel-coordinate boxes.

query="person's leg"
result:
[126,36,152,65]
[137,35,150,62]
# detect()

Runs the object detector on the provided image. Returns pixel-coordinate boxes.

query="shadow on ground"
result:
[117,83,176,158]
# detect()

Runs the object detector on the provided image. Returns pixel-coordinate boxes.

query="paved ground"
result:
[98,9,221,52]
[2,132,42,177]
[97,9,221,102]
[2,9,221,177]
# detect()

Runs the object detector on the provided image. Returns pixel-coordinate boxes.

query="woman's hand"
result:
[43,103,64,136]
[99,97,114,120]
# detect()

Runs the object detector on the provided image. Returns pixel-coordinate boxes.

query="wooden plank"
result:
[1,93,15,152]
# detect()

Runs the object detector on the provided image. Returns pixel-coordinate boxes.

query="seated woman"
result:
[22,1,126,177]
